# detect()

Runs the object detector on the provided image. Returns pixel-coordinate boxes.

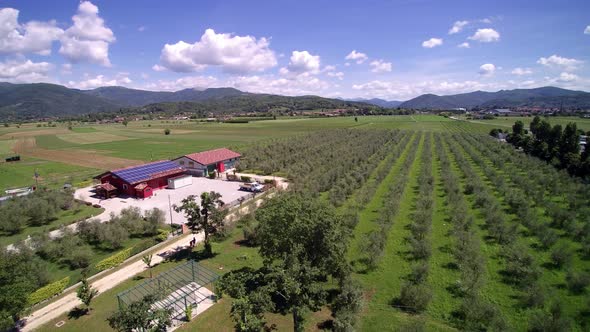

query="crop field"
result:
[0,115,492,190]
[461,115,590,131]
[25,114,590,331]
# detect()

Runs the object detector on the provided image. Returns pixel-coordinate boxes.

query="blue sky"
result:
[0,0,589,100]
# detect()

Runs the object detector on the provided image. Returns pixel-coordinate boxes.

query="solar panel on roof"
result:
[113,160,181,184]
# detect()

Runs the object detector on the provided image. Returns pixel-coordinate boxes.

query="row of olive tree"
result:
[397,133,434,314]
[441,134,509,330]
[362,133,420,271]
[0,189,78,235]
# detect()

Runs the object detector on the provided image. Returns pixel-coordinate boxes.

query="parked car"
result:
[239,182,264,192]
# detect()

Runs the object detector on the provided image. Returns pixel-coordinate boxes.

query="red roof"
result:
[181,148,241,166]
[134,183,150,190]
[99,183,117,191]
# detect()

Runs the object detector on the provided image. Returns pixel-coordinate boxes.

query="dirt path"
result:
[12,137,142,170]
[21,194,274,332]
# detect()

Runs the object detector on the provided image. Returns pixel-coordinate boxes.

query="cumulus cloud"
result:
[537,55,583,71]
[59,1,115,66]
[327,71,344,80]
[557,72,578,82]
[352,79,488,100]
[0,58,53,83]
[478,63,496,76]
[0,8,63,55]
[144,75,218,91]
[227,75,330,96]
[458,42,470,48]
[422,38,443,48]
[585,25,590,34]
[468,28,500,42]
[280,50,320,76]
[345,50,368,64]
[449,20,469,34]
[511,67,533,75]
[369,59,392,73]
[67,73,133,89]
[155,28,277,73]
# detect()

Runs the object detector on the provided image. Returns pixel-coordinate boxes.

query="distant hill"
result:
[0,83,119,120]
[84,86,248,106]
[399,87,590,109]
[136,94,376,115]
[0,83,376,120]
[349,98,403,108]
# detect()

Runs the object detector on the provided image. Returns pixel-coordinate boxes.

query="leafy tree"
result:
[528,301,572,332]
[397,282,432,313]
[550,243,573,269]
[164,128,170,135]
[0,200,28,234]
[174,191,225,256]
[230,297,267,332]
[108,295,172,332]
[76,274,98,312]
[331,277,363,332]
[565,269,590,294]
[142,254,153,279]
[0,248,47,330]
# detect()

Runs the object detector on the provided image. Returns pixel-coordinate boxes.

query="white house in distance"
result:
[173,148,241,177]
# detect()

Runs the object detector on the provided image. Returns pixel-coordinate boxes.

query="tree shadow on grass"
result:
[67,307,88,319]
[165,248,218,262]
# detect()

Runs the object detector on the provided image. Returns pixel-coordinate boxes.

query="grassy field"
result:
[6,115,590,331]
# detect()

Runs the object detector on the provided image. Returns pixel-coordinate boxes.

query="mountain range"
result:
[399,86,590,109]
[1,83,589,121]
[0,83,374,120]
[347,98,403,108]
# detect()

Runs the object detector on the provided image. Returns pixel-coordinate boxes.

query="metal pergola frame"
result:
[116,260,219,319]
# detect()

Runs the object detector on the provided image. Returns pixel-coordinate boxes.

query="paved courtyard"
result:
[75,177,253,225]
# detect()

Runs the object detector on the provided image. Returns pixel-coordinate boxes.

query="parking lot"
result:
[75,177,253,225]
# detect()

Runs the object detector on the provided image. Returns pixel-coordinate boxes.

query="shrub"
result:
[550,243,573,268]
[565,270,590,294]
[95,247,133,271]
[64,246,93,269]
[27,277,70,306]
[155,228,170,242]
[164,128,171,135]
[397,283,432,313]
[240,176,252,182]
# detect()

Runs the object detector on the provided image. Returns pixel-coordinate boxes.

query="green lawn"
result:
[0,156,99,191]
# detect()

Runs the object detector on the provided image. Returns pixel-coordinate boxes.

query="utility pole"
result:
[168,194,173,227]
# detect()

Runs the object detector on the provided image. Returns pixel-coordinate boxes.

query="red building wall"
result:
[100,171,184,197]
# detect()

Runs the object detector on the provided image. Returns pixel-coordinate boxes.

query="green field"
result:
[3,115,589,331]
[460,115,590,132]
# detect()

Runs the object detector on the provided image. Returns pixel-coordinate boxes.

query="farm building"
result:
[95,160,186,198]
[173,148,241,177]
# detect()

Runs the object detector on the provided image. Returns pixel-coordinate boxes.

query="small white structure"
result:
[167,175,192,189]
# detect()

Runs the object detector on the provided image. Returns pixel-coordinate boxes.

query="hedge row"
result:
[27,277,70,306]
[95,247,133,271]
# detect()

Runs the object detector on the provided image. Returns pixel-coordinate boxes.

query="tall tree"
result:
[174,191,225,256]
[76,274,98,312]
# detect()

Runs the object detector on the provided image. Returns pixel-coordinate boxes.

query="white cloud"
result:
[422,38,443,48]
[227,75,330,96]
[449,20,469,34]
[61,63,72,74]
[144,75,218,91]
[537,55,583,71]
[67,73,133,89]
[59,1,115,66]
[345,50,368,64]
[138,26,146,32]
[280,50,321,76]
[369,59,392,73]
[155,28,277,73]
[478,63,496,76]
[511,67,533,75]
[585,25,590,35]
[557,72,578,82]
[458,42,470,48]
[327,71,344,80]
[352,79,488,100]
[0,8,63,55]
[0,58,53,83]
[468,28,500,42]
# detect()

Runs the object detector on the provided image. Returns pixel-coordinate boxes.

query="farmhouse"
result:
[174,148,241,177]
[95,160,185,198]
